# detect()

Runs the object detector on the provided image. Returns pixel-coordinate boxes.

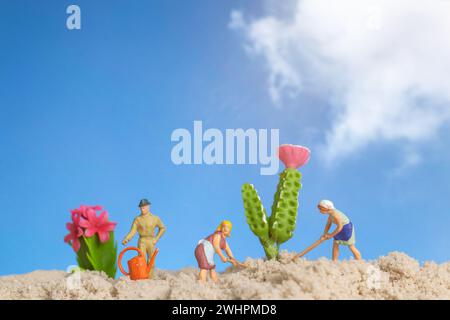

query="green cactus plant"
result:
[242,144,310,260]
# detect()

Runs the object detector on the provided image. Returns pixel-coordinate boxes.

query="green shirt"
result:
[333,209,350,225]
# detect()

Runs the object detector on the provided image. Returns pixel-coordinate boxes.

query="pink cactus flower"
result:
[64,212,83,252]
[278,144,311,169]
[79,210,117,243]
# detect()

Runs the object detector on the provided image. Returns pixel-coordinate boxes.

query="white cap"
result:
[318,199,334,210]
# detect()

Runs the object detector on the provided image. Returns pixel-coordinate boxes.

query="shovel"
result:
[229,257,248,268]
[292,237,327,260]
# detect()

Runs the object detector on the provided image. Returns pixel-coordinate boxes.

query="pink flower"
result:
[64,212,83,252]
[278,144,311,169]
[72,205,103,218]
[79,210,117,243]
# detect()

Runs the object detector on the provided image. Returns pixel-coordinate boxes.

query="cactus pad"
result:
[270,168,301,244]
[242,183,269,241]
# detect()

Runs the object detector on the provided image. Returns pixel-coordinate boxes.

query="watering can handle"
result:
[118,247,144,276]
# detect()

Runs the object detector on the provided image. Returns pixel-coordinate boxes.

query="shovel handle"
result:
[228,258,247,268]
[293,238,326,260]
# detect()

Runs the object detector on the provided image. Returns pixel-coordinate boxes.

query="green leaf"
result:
[80,232,117,278]
[76,237,94,270]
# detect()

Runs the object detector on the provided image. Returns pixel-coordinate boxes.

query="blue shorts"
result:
[333,222,353,241]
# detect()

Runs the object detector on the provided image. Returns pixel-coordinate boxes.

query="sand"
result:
[1,251,449,300]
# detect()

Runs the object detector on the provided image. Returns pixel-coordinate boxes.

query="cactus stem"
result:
[260,237,279,260]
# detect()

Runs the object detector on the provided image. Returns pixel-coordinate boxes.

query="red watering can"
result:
[118,247,159,280]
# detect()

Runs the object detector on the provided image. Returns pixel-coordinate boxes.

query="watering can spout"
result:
[147,248,159,273]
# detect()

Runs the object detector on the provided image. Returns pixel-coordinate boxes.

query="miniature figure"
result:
[315,199,361,261]
[242,144,310,260]
[194,220,244,282]
[122,199,166,276]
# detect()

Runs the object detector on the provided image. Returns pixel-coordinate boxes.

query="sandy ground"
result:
[1,251,449,300]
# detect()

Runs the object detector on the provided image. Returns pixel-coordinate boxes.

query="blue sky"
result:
[0,0,449,276]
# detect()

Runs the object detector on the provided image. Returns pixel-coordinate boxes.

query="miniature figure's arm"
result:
[154,217,166,243]
[225,243,240,266]
[225,243,235,260]
[122,218,138,245]
[212,234,228,263]
[322,217,332,236]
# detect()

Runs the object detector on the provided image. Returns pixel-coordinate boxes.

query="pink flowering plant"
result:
[242,144,310,259]
[64,205,117,278]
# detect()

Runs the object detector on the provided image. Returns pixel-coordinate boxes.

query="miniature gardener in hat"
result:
[122,199,166,267]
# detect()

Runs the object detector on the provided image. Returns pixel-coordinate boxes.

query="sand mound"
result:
[1,252,449,300]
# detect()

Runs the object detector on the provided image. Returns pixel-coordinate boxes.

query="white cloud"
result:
[230,0,450,164]
[391,150,422,177]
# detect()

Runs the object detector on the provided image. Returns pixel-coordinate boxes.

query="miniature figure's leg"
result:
[332,241,340,261]
[210,268,218,283]
[142,238,155,278]
[198,269,207,282]
[137,238,147,257]
[146,240,155,261]
[349,245,362,260]
[138,238,155,278]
